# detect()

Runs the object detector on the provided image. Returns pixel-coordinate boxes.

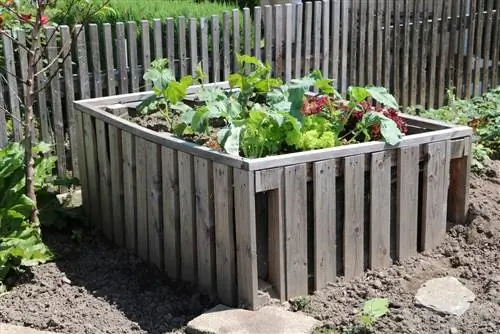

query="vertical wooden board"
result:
[222,12,231,79]
[427,0,442,107]
[396,146,419,261]
[473,0,485,96]
[481,0,493,92]
[465,0,477,99]
[358,0,367,85]
[447,137,472,226]
[392,0,401,100]
[200,18,209,81]
[491,0,499,87]
[116,23,129,94]
[369,151,391,270]
[313,160,336,291]
[401,0,411,109]
[303,2,313,74]
[321,0,330,79]
[103,23,116,96]
[211,15,220,82]
[0,78,7,147]
[243,8,252,70]
[267,171,285,302]
[127,21,139,92]
[213,163,236,306]
[274,5,284,78]
[146,141,163,269]
[35,40,50,143]
[349,0,359,85]
[232,9,241,73]
[253,7,262,64]
[46,27,66,180]
[421,141,449,251]
[108,126,124,247]
[178,17,187,77]
[60,26,78,177]
[178,151,197,283]
[16,29,29,112]
[82,114,100,229]
[189,18,198,76]
[141,20,152,91]
[331,0,341,85]
[447,1,459,97]
[365,0,375,86]
[437,1,451,107]
[88,24,102,97]
[153,19,163,61]
[293,3,303,78]
[284,164,308,299]
[194,157,216,293]
[340,0,349,91]
[233,168,258,310]
[121,131,136,252]
[166,18,176,76]
[383,0,392,90]
[343,155,365,279]
[73,109,89,222]
[135,137,149,261]
[409,0,420,106]
[313,1,322,73]
[95,119,113,240]
[263,5,273,65]
[2,33,21,141]
[284,4,293,83]
[455,0,468,98]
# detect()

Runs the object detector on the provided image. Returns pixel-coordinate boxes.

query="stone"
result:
[186,304,321,334]
[0,323,58,334]
[414,276,476,316]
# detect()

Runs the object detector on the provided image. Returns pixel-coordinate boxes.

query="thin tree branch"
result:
[0,29,32,54]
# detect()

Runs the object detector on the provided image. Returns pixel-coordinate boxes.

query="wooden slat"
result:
[73,103,89,223]
[369,151,391,270]
[243,8,251,71]
[232,9,241,73]
[88,24,102,98]
[211,15,220,82]
[146,141,163,269]
[16,29,28,112]
[284,164,308,298]
[178,16,187,77]
[365,0,375,85]
[233,168,258,310]
[321,0,330,78]
[401,0,411,108]
[222,12,231,79]
[166,18,176,74]
[383,0,392,89]
[267,170,285,301]
[473,0,485,96]
[448,2,459,93]
[61,26,78,176]
[127,21,139,92]
[421,141,449,250]
[274,4,284,78]
[448,137,472,226]
[109,126,124,246]
[161,147,180,280]
[358,0,367,85]
[35,39,50,143]
[410,0,420,106]
[396,146,419,261]
[121,131,136,251]
[340,0,349,91]
[481,0,494,92]
[253,6,262,64]
[465,0,477,99]
[213,163,236,305]
[178,151,196,283]
[455,0,467,98]
[141,20,152,91]
[103,23,116,96]
[303,1,313,74]
[313,1,322,72]
[46,27,66,180]
[189,18,199,76]
[343,155,365,279]
[264,5,273,65]
[200,17,209,82]
[392,0,401,99]
[438,1,451,107]
[293,3,303,78]
[284,4,293,83]
[331,0,341,85]
[0,77,7,147]
[194,157,216,293]
[82,114,100,228]
[135,136,148,261]
[491,4,499,87]
[349,0,359,85]
[313,159,336,290]
[153,19,163,61]
[95,119,113,240]
[2,32,21,141]
[116,23,128,94]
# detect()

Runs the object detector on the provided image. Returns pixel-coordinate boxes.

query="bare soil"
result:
[0,161,498,334]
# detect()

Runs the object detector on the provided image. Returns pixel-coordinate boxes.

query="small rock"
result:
[449,327,459,334]
[372,279,383,289]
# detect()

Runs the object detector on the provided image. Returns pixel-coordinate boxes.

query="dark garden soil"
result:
[0,160,498,334]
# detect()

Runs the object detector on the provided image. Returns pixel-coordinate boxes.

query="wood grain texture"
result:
[146,141,163,269]
[103,23,116,96]
[108,125,125,246]
[82,114,100,228]
[447,137,472,226]
[135,136,149,261]
[121,131,137,252]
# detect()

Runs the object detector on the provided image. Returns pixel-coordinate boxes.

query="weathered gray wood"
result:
[303,2,313,74]
[243,7,252,72]
[141,20,152,91]
[473,0,485,96]
[331,0,341,85]
[313,159,336,290]
[222,12,231,79]
[88,24,102,98]
[2,32,21,141]
[393,0,401,99]
[189,18,198,76]
[95,119,113,239]
[108,125,124,246]
[153,19,163,61]
[358,0,367,85]
[349,0,359,85]
[233,168,258,310]
[35,35,50,143]
[293,3,303,78]
[313,1,322,73]
[73,100,89,223]
[213,163,236,305]
[264,5,273,65]
[200,17,209,82]
[274,5,284,78]
[465,0,477,99]
[437,1,450,106]
[344,155,365,279]
[46,27,66,179]
[421,141,449,250]
[82,114,100,228]
[401,0,411,108]
[409,0,420,105]
[135,136,149,261]
[284,4,293,83]
[211,15,220,82]
[284,164,308,298]
[253,7,262,64]
[15,29,28,111]
[340,0,349,91]
[321,0,330,78]
[369,151,391,270]
[232,9,241,73]
[396,145,419,261]
[194,157,216,293]
[127,21,139,92]
[146,141,163,269]
[383,0,392,89]
[455,0,467,98]
[121,131,136,251]
[448,137,472,226]
[166,18,176,74]
[178,151,197,283]
[103,23,116,96]
[481,0,494,92]
[491,4,499,87]
[161,147,180,280]
[365,0,375,85]
[178,17,187,77]
[116,23,128,94]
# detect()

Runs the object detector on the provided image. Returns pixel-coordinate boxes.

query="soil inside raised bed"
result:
[0,161,498,334]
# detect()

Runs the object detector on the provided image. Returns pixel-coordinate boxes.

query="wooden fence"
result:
[0,0,498,181]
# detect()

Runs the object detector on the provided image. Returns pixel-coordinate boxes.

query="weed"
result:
[290,296,311,312]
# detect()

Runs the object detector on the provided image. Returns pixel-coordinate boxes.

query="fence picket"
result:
[358,0,367,85]
[201,17,209,82]
[322,0,330,79]
[340,0,349,91]
[410,0,420,106]
[275,5,284,78]
[178,17,187,77]
[243,8,251,72]
[294,3,303,78]
[365,0,375,86]
[166,18,176,75]
[153,19,163,61]
[103,23,115,96]
[491,1,499,86]
[303,2,313,74]
[473,0,485,96]
[465,0,477,98]
[116,23,128,94]
[383,0,391,90]
[285,4,292,83]
[438,1,450,107]
[189,18,198,76]
[331,0,341,85]
[2,32,21,141]
[313,1,322,72]
[127,21,139,92]
[232,9,241,73]
[211,15,220,82]
[264,5,273,66]
[89,24,102,97]
[222,12,231,79]
[481,0,494,92]
[402,0,411,109]
[141,20,152,90]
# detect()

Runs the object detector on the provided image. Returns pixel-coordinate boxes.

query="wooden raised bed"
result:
[74,83,473,310]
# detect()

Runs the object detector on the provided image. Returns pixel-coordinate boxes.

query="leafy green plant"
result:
[358,298,389,330]
[290,296,311,312]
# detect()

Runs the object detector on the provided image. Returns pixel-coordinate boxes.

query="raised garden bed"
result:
[73,61,473,310]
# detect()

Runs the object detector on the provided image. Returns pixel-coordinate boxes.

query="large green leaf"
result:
[349,86,371,103]
[366,86,400,110]
[218,125,243,156]
[362,297,389,320]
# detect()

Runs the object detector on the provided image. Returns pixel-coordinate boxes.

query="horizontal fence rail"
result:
[0,0,499,180]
